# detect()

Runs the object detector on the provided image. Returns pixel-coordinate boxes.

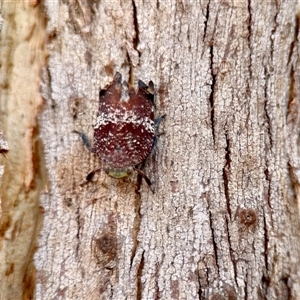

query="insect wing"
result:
[94,74,155,170]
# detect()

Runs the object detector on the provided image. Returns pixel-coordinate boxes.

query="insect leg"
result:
[155,114,166,131]
[134,168,154,193]
[86,168,102,181]
[151,114,166,151]
[73,130,95,153]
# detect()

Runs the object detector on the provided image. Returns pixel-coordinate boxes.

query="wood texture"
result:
[0,0,300,299]
[0,2,47,300]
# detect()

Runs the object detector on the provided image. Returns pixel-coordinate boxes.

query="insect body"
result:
[93,72,156,181]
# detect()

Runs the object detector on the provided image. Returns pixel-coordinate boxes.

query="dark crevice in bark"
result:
[263,68,273,148]
[287,66,296,109]
[287,15,299,66]
[287,162,298,208]
[208,211,220,275]
[203,0,210,42]
[154,262,162,300]
[279,275,292,299]
[287,62,299,202]
[197,272,202,300]
[75,203,81,257]
[262,212,270,274]
[269,2,279,63]
[247,0,252,78]
[223,132,232,219]
[264,168,272,209]
[245,269,248,300]
[126,51,135,86]
[156,0,160,10]
[260,273,270,299]
[287,66,295,119]
[43,66,56,110]
[263,65,273,214]
[225,216,237,286]
[209,45,216,143]
[136,250,145,300]
[131,0,141,58]
[130,190,142,268]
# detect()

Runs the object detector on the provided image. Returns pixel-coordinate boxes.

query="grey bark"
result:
[0,0,300,299]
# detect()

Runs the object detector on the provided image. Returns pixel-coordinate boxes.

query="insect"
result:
[75,72,163,189]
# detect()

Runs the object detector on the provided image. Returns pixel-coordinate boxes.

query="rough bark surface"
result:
[0,1,47,300]
[1,0,300,299]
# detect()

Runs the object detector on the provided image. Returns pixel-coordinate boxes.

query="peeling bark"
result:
[0,2,47,300]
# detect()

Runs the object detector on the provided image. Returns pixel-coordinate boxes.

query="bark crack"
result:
[75,203,81,257]
[132,0,141,58]
[247,0,252,78]
[262,211,270,274]
[208,211,220,276]
[287,66,295,120]
[154,261,162,300]
[156,0,160,10]
[245,269,248,300]
[223,132,232,219]
[197,272,202,299]
[263,67,273,148]
[264,156,272,210]
[136,250,145,300]
[130,190,142,267]
[203,0,210,42]
[287,15,299,66]
[269,2,279,63]
[225,216,237,286]
[209,45,216,143]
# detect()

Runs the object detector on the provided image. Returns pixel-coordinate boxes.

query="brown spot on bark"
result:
[104,64,114,76]
[5,263,14,276]
[22,265,36,300]
[96,233,117,254]
[170,279,179,299]
[68,96,86,119]
[237,208,257,226]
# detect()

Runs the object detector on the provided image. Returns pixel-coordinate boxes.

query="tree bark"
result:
[0,0,300,299]
[0,1,46,300]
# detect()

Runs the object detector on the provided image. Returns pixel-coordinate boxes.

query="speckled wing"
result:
[93,73,155,170]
